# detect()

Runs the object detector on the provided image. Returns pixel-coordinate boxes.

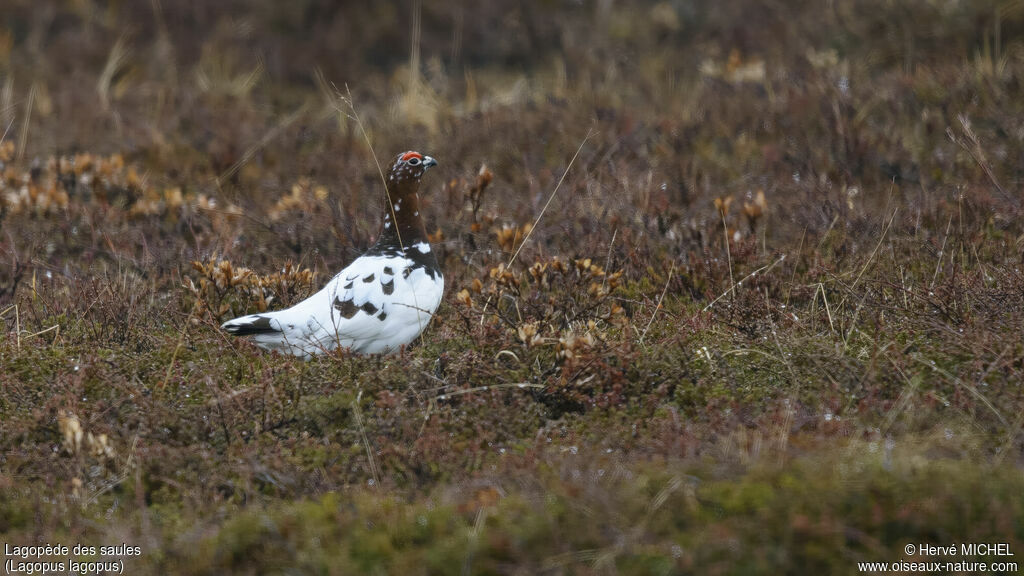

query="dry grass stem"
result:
[507,128,594,267]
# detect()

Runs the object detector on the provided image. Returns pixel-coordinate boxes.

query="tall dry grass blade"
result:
[351,393,381,489]
[930,214,953,292]
[329,83,429,329]
[313,67,348,129]
[721,211,734,297]
[640,262,675,346]
[0,116,13,144]
[601,227,617,292]
[762,286,800,386]
[839,201,897,348]
[25,324,59,341]
[839,207,897,311]
[507,128,594,267]
[645,475,683,520]
[215,102,309,188]
[97,36,130,111]
[993,409,1024,467]
[1,76,13,130]
[410,0,422,87]
[915,356,1009,428]
[15,83,34,163]
[160,308,194,388]
[436,382,542,401]
[462,507,487,576]
[83,471,131,509]
[784,227,806,308]
[948,114,1016,210]
[328,84,403,253]
[702,254,786,312]
[881,354,919,436]
[818,283,836,334]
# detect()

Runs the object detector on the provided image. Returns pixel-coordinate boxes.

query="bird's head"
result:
[387,151,438,188]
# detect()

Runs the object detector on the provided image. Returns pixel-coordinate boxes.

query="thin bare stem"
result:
[329,83,427,326]
[329,84,405,252]
[640,263,675,346]
[351,392,381,489]
[721,211,734,299]
[702,254,786,312]
[601,227,617,292]
[930,214,953,292]
[436,382,543,400]
[948,114,1015,210]
[840,207,897,311]
[507,128,594,267]
[15,83,35,163]
[0,117,14,143]
[160,308,194,387]
[914,356,1008,428]
[216,102,309,189]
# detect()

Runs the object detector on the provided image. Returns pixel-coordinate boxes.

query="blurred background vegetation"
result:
[2,1,1024,574]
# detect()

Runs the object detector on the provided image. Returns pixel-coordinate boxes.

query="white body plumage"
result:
[224,251,443,358]
[221,151,443,358]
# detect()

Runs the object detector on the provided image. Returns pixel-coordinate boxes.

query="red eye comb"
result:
[400,151,423,162]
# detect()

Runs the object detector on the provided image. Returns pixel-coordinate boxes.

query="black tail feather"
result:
[222,315,279,336]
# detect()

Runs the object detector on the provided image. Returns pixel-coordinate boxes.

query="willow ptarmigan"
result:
[221,151,443,358]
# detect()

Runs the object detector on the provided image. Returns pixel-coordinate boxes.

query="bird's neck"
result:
[372,190,428,251]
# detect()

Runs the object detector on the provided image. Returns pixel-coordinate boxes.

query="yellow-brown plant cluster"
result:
[457,255,636,408]
[494,222,532,253]
[458,256,627,359]
[185,256,315,321]
[0,149,236,220]
[57,410,122,501]
[715,189,771,239]
[0,140,14,163]
[1,145,70,215]
[268,177,330,221]
[443,164,495,233]
[743,189,768,231]
[58,411,116,461]
[466,164,493,229]
[131,187,226,219]
[556,331,597,365]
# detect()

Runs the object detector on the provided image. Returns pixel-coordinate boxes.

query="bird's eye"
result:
[407,157,421,166]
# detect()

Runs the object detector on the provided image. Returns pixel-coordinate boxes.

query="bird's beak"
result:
[423,156,438,169]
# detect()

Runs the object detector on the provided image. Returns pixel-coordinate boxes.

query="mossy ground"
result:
[2,1,1024,574]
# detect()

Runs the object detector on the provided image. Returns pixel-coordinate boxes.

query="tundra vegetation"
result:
[1,1,1023,574]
